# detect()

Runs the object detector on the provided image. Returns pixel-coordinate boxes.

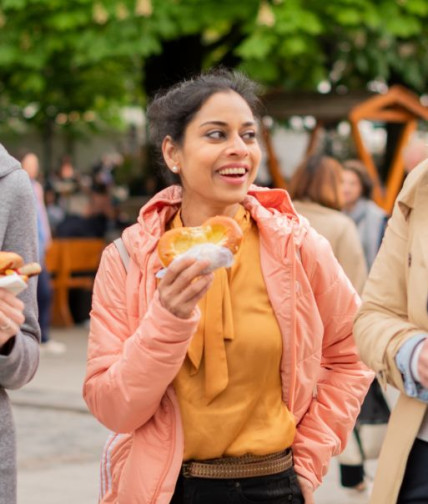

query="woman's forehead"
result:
[192,91,255,124]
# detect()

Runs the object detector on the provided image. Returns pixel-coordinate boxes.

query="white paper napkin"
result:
[0,274,28,296]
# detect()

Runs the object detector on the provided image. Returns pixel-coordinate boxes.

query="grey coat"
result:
[0,144,40,503]
[344,198,387,270]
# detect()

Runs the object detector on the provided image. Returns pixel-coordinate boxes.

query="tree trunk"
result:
[142,35,205,190]
[379,123,405,185]
[144,35,205,98]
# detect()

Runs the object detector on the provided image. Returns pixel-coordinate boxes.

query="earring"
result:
[171,165,179,173]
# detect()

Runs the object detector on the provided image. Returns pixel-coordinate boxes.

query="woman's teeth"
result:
[218,168,246,176]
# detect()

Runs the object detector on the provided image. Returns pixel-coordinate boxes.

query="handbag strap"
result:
[113,238,130,273]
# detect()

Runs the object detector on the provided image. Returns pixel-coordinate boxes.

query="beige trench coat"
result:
[354,160,428,504]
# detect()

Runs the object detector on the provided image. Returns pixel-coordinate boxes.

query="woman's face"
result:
[21,153,39,180]
[342,169,363,207]
[163,91,261,218]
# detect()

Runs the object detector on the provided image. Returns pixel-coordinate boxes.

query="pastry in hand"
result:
[0,251,41,295]
[157,216,243,274]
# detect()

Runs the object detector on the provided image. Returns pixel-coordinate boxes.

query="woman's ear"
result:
[162,136,180,173]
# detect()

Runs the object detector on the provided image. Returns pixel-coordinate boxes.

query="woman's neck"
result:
[180,201,240,227]
[342,201,357,213]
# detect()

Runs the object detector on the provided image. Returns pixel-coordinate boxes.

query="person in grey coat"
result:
[342,159,388,270]
[339,159,389,493]
[0,143,40,503]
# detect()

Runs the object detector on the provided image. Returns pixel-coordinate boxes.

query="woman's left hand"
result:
[297,475,315,504]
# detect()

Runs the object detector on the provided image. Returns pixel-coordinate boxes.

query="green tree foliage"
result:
[237,0,428,91]
[1,0,428,152]
[0,0,140,134]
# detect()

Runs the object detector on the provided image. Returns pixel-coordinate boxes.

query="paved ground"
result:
[10,326,375,504]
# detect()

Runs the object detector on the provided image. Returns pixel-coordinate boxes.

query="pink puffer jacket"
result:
[83,185,373,503]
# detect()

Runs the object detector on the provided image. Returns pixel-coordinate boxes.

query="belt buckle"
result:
[182,462,192,478]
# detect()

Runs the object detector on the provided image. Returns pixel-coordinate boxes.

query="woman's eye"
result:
[242,131,257,141]
[206,130,225,139]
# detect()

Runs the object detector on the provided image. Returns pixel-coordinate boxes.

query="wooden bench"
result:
[45,238,106,327]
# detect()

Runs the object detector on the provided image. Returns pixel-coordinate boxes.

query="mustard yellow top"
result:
[171,206,296,460]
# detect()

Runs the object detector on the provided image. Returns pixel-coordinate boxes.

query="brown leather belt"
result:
[182,449,292,479]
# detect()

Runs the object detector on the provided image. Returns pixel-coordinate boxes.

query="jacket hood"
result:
[0,144,21,178]
[122,184,308,270]
[397,158,428,218]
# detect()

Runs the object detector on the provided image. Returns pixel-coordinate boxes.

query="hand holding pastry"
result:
[0,251,41,344]
[156,216,243,318]
[158,257,214,319]
[0,251,41,296]
[157,215,243,276]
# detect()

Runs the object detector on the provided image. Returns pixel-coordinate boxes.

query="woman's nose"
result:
[226,134,249,157]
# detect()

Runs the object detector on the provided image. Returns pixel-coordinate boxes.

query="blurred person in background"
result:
[49,154,80,216]
[0,144,40,503]
[402,136,428,174]
[82,179,115,236]
[342,159,388,271]
[44,181,66,236]
[289,155,377,495]
[55,175,119,240]
[21,153,66,354]
[339,159,391,493]
[58,154,78,184]
[90,153,119,189]
[289,154,367,294]
[354,159,428,504]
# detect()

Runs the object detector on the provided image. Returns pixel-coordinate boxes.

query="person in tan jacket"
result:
[354,159,428,503]
[289,154,374,493]
[289,154,367,294]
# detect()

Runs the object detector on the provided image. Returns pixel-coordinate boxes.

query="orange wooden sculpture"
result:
[349,85,428,213]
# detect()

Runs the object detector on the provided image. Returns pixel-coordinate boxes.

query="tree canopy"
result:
[1,0,428,151]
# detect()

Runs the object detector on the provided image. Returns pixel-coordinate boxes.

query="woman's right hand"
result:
[297,475,315,504]
[158,258,214,319]
[0,288,25,347]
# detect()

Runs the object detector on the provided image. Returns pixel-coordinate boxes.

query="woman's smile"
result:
[215,163,250,185]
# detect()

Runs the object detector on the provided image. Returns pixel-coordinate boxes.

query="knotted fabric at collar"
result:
[169,206,251,403]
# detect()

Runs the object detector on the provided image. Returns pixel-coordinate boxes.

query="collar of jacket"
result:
[397,159,428,219]
[122,184,310,273]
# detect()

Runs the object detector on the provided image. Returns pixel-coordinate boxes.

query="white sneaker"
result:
[40,340,67,355]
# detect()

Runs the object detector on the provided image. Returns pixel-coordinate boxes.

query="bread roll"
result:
[158,215,243,267]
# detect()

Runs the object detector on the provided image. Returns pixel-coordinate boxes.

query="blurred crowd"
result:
[17,151,142,354]
[41,153,133,241]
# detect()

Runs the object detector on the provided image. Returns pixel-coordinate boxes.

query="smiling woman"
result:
[83,69,373,504]
[147,71,262,226]
[161,90,262,226]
